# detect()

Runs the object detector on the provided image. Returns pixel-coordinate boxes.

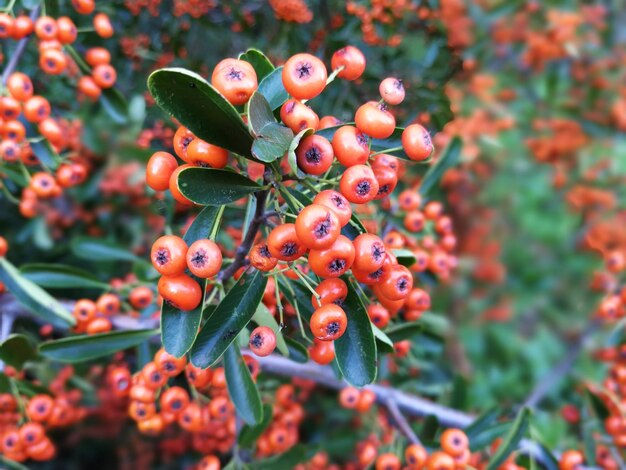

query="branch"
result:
[385,395,421,446]
[218,190,268,282]
[0,6,40,86]
[523,319,601,409]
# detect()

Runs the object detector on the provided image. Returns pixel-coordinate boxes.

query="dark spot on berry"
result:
[305,146,321,164]
[281,242,298,257]
[250,333,264,349]
[155,248,169,266]
[328,259,346,273]
[172,400,182,410]
[313,215,331,239]
[331,195,345,208]
[259,244,271,257]
[190,249,207,268]
[356,132,369,147]
[296,61,312,78]
[285,101,296,113]
[372,243,385,262]
[397,277,409,292]
[326,321,340,336]
[377,184,390,196]
[369,269,384,281]
[227,67,243,80]
[356,180,371,196]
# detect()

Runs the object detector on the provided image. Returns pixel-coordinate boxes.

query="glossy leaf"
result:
[465,407,502,440]
[190,270,268,368]
[0,334,38,370]
[161,297,204,358]
[71,237,140,262]
[284,337,309,363]
[0,455,29,470]
[486,408,530,470]
[182,205,224,245]
[252,303,289,356]
[247,91,276,135]
[30,136,60,170]
[257,66,289,110]
[372,324,394,354]
[21,263,109,290]
[287,127,314,178]
[39,329,158,363]
[178,167,262,206]
[0,258,74,328]
[419,136,462,196]
[238,403,273,448]
[148,68,253,157]
[224,343,264,425]
[239,48,274,81]
[334,281,377,386]
[385,322,423,343]
[251,122,293,163]
[392,249,417,268]
[101,88,129,124]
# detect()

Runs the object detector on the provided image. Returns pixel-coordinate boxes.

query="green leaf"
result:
[100,88,129,124]
[183,205,224,244]
[384,322,422,343]
[39,329,158,363]
[372,324,394,354]
[0,335,38,370]
[190,270,267,368]
[30,137,60,170]
[224,343,264,425]
[70,237,140,262]
[250,445,307,470]
[148,68,253,157]
[469,422,511,452]
[257,66,289,110]
[585,389,610,420]
[486,408,530,470]
[252,123,293,163]
[392,249,416,268]
[238,403,273,448]
[247,91,277,136]
[334,281,377,386]
[0,258,74,328]
[419,415,439,441]
[161,294,204,358]
[21,263,109,290]
[178,167,262,206]
[252,302,288,357]
[449,375,467,409]
[0,455,29,470]
[465,407,502,440]
[419,136,462,196]
[287,128,314,178]
[284,337,309,363]
[239,48,275,81]
[14,379,50,397]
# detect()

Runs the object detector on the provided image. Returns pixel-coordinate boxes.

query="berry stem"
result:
[326,65,345,85]
[370,146,403,157]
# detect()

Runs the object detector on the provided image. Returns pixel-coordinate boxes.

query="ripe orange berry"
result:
[186,139,228,168]
[151,235,188,276]
[313,189,352,227]
[426,451,455,470]
[402,124,433,161]
[56,163,87,188]
[154,347,187,376]
[186,239,222,278]
[295,134,334,175]
[86,317,113,334]
[39,49,68,75]
[19,422,46,446]
[96,293,121,315]
[12,15,34,39]
[355,101,396,139]
[375,453,401,470]
[339,386,360,408]
[30,172,58,199]
[93,13,114,38]
[77,76,102,100]
[313,278,348,307]
[0,13,14,39]
[267,224,307,262]
[129,286,154,309]
[7,73,34,101]
[211,58,258,106]
[0,237,8,257]
[249,326,277,357]
[367,303,390,328]
[309,339,335,364]
[85,47,111,66]
[310,304,347,341]
[145,151,178,192]
[249,243,278,272]
[280,98,319,133]
[160,386,190,414]
[405,444,428,469]
[379,77,405,105]
[559,450,584,470]
[282,53,327,100]
[158,274,202,311]
[353,233,386,272]
[169,164,194,205]
[295,204,341,250]
[373,166,398,199]
[332,125,370,167]
[56,16,77,44]
[378,265,413,301]
[73,299,97,322]
[34,17,58,40]
[309,235,355,278]
[72,0,95,14]
[440,428,468,457]
[339,164,379,204]
[319,115,343,129]
[331,46,366,81]
[23,96,51,123]
[198,455,221,470]
[92,64,117,88]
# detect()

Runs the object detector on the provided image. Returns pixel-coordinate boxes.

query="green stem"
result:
[290,264,321,307]
[273,274,284,327]
[370,146,403,157]
[209,205,225,240]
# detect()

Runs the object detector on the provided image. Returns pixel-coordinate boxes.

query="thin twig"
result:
[386,395,421,446]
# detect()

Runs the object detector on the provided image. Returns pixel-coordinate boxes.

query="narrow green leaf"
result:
[419,136,462,196]
[190,270,268,368]
[334,281,377,386]
[161,295,204,358]
[70,237,140,262]
[585,389,610,420]
[178,167,261,206]
[372,324,394,354]
[252,303,289,357]
[465,407,502,439]
[0,258,74,327]
[21,263,109,290]
[224,343,264,425]
[258,66,289,110]
[486,408,531,470]
[238,403,273,447]
[284,337,309,363]
[183,205,224,244]
[385,322,422,343]
[148,68,253,157]
[239,48,275,81]
[392,249,417,268]
[449,375,467,409]
[39,329,158,363]
[30,137,60,170]
[0,335,38,370]
[287,128,314,178]
[0,455,29,470]
[100,88,129,124]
